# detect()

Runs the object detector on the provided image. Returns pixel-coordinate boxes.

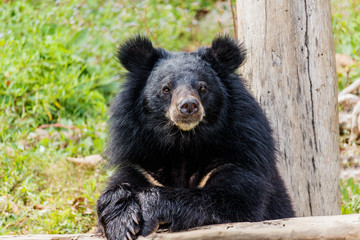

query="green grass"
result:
[0,0,221,131]
[0,0,359,235]
[0,119,108,234]
[341,178,360,214]
[332,0,360,91]
[332,0,360,215]
[0,0,227,234]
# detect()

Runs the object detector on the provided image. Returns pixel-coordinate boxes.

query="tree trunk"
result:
[236,0,340,216]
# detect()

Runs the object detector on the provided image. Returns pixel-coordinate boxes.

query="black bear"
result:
[97,35,294,240]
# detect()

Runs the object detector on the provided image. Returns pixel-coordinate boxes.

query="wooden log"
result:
[1,214,359,240]
[339,78,360,97]
[0,234,104,240]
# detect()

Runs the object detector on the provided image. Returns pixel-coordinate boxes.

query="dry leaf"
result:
[33,204,51,210]
[72,197,86,210]
[66,154,103,167]
[336,53,355,68]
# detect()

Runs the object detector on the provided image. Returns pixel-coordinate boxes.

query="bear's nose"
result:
[178,98,199,115]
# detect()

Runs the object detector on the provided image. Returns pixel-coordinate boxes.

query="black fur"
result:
[97,35,294,240]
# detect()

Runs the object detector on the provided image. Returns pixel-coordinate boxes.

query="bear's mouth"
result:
[165,86,205,131]
[166,104,204,131]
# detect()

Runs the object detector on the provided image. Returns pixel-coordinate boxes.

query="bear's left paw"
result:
[97,184,142,240]
[137,188,164,237]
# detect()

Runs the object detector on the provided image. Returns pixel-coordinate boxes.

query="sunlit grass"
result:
[0,0,222,234]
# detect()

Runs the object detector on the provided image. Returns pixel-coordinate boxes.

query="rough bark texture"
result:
[236,0,340,216]
[1,215,359,240]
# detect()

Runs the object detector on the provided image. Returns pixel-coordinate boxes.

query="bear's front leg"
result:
[136,165,274,236]
[97,183,142,240]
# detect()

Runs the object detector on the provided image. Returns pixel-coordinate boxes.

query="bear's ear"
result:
[117,35,165,73]
[198,35,246,75]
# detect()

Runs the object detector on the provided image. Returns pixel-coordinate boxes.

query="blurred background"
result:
[0,0,359,234]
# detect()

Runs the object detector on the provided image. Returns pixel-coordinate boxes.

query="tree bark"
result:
[236,0,340,216]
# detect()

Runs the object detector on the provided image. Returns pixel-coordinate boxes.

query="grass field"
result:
[0,0,223,234]
[0,0,359,234]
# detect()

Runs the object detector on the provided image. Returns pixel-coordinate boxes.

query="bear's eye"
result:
[162,86,171,94]
[198,83,208,93]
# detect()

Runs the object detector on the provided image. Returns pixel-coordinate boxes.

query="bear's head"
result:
[117,35,246,132]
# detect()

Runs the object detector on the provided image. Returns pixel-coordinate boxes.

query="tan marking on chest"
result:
[198,164,234,188]
[134,165,163,187]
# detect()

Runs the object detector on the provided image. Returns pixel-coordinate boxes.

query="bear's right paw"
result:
[97,184,142,240]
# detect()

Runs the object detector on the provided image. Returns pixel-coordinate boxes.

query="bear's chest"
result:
[149,159,200,188]
[146,155,224,188]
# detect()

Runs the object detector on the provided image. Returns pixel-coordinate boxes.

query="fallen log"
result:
[1,214,359,240]
[339,78,360,98]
